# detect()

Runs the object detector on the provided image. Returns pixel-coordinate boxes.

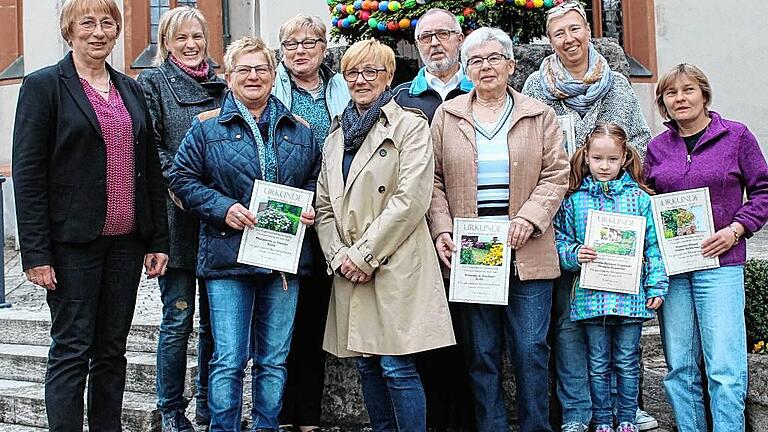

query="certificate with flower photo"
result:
[579,210,646,295]
[449,218,512,306]
[237,180,314,274]
[650,187,719,275]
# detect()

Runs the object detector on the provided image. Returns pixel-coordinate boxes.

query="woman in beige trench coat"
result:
[315,39,455,431]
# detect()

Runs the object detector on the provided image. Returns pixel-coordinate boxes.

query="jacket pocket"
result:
[202,225,244,270]
[48,182,73,223]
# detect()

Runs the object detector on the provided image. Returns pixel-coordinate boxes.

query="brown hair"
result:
[568,122,653,196]
[655,63,713,120]
[155,6,210,65]
[60,0,122,43]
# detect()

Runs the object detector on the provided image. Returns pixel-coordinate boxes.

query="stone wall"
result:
[747,354,768,431]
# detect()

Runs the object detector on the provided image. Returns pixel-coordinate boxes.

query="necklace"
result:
[81,76,111,94]
[475,95,507,113]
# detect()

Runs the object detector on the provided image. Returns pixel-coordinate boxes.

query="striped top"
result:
[474,96,513,220]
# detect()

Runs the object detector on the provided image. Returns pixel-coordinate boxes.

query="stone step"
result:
[0,343,197,395]
[0,425,48,431]
[0,379,160,431]
[0,309,198,355]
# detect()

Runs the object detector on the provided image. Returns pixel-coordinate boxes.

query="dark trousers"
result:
[45,234,145,432]
[278,274,332,426]
[415,281,477,430]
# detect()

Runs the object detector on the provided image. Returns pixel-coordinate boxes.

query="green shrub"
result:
[745,259,768,354]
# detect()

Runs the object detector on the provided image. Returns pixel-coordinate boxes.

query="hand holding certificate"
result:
[237,180,314,274]
[448,218,512,305]
[650,187,719,275]
[579,210,646,295]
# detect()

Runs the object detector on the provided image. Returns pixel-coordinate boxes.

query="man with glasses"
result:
[394,8,473,122]
[272,14,350,432]
[394,8,477,431]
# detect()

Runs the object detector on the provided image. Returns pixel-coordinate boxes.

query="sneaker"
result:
[595,425,615,432]
[635,409,659,430]
[617,422,639,432]
[561,422,588,432]
[161,410,195,432]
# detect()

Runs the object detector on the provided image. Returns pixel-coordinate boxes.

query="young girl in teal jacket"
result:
[553,122,668,432]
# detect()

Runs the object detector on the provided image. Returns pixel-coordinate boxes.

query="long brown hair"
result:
[567,122,654,196]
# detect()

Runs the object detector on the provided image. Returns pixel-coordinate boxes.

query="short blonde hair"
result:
[655,63,713,120]
[545,0,589,36]
[156,7,210,65]
[223,36,276,73]
[60,0,122,43]
[340,39,395,79]
[279,15,326,44]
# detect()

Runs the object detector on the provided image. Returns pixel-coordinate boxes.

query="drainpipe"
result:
[222,0,231,48]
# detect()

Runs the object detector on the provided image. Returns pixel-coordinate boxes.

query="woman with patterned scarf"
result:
[315,39,455,431]
[137,7,226,430]
[522,2,655,431]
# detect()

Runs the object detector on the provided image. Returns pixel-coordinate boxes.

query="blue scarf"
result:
[538,43,614,116]
[235,97,278,182]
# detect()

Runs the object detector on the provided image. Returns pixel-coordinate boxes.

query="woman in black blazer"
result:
[11,0,168,430]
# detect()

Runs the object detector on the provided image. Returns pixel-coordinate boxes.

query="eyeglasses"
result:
[232,64,273,76]
[342,67,387,82]
[466,53,509,69]
[416,29,459,45]
[78,18,117,32]
[281,38,325,51]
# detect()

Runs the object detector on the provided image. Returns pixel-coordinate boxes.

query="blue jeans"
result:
[659,266,747,432]
[552,272,591,425]
[356,355,426,432]
[459,276,553,432]
[156,268,213,418]
[583,320,643,425]
[206,274,299,431]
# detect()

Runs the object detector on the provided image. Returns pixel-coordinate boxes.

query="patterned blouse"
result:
[80,78,136,235]
[290,79,331,147]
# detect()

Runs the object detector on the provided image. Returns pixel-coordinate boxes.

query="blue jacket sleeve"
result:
[641,198,669,299]
[168,118,237,228]
[554,197,582,272]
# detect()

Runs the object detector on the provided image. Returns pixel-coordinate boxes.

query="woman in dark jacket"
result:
[137,6,226,429]
[11,0,168,430]
[169,36,321,431]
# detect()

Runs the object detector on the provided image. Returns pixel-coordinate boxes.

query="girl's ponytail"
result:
[623,145,655,195]
[567,146,590,196]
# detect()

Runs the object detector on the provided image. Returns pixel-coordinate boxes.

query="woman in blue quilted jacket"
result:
[169,36,321,431]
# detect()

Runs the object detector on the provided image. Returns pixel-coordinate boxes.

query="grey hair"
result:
[414,8,461,36]
[460,27,515,66]
[545,1,589,35]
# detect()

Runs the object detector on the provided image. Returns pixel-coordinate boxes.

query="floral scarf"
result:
[234,97,278,182]
[538,43,614,116]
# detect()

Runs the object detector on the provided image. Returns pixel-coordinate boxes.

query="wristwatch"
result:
[729,223,740,244]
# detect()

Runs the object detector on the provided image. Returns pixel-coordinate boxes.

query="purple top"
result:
[644,111,768,266]
[80,78,136,235]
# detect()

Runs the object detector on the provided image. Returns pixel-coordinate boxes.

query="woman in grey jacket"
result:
[137,6,227,430]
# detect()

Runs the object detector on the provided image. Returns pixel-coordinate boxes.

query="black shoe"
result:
[161,410,195,432]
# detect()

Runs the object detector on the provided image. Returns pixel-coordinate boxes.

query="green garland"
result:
[328,0,568,47]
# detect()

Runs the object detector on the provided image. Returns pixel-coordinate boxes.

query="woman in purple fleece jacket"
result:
[644,63,768,432]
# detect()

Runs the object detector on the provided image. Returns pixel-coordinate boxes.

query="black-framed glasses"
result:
[78,18,117,32]
[343,67,387,82]
[281,38,326,50]
[466,53,509,69]
[232,64,273,76]
[416,29,459,45]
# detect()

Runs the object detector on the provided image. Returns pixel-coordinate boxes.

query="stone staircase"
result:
[0,309,198,431]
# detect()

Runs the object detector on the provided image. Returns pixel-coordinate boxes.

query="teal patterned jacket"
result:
[554,172,668,321]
